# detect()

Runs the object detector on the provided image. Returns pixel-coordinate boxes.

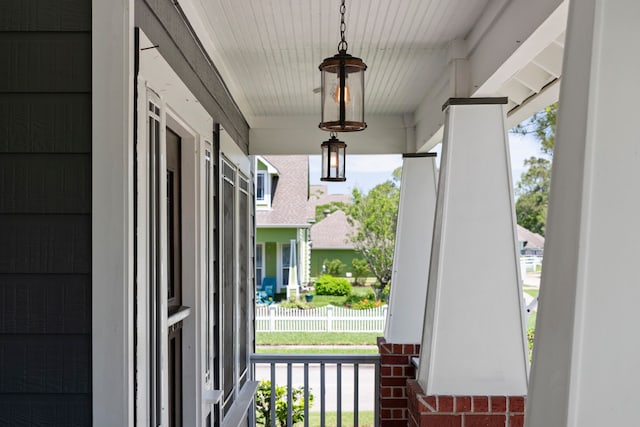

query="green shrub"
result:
[351,298,383,310]
[351,258,370,285]
[279,298,313,310]
[527,328,535,361]
[323,258,346,276]
[314,275,352,296]
[255,380,313,427]
[344,289,375,306]
[381,284,390,302]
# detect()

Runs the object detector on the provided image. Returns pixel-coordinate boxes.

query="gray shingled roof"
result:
[516,224,545,249]
[255,155,310,226]
[310,210,357,249]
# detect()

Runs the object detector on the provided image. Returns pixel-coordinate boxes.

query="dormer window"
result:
[255,156,278,209]
[256,170,268,202]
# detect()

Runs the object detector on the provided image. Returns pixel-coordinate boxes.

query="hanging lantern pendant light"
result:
[321,132,347,182]
[319,0,367,132]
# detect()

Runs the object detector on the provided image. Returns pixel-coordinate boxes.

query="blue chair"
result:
[257,277,276,304]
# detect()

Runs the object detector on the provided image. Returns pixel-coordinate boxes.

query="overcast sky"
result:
[309,132,546,195]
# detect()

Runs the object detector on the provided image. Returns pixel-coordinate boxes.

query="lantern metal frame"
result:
[318,0,367,132]
[320,133,347,182]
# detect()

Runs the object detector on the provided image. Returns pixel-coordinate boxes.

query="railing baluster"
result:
[354,363,359,427]
[304,363,309,427]
[270,363,276,427]
[374,358,381,427]
[337,363,342,427]
[320,362,326,427]
[287,363,293,427]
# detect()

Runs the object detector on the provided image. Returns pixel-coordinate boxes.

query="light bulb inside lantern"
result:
[333,82,351,105]
[330,150,339,169]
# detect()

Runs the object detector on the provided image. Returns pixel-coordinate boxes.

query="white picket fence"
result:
[255,304,388,333]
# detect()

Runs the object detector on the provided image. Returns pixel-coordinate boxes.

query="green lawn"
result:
[256,347,378,354]
[257,411,374,427]
[256,332,379,346]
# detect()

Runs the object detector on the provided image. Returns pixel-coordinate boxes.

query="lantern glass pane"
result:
[321,66,340,125]
[321,144,329,178]
[338,146,345,179]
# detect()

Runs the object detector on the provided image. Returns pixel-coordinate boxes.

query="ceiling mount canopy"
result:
[319,0,367,132]
[320,133,347,182]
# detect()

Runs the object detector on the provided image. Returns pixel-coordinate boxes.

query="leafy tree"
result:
[342,178,400,288]
[322,258,346,276]
[513,103,556,235]
[351,258,370,286]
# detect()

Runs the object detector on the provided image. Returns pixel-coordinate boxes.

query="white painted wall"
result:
[417,101,528,395]
[526,2,640,426]
[384,155,438,344]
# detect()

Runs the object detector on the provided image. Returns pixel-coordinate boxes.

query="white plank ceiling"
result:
[181,0,567,150]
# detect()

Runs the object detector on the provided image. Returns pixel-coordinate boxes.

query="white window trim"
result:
[92,1,135,425]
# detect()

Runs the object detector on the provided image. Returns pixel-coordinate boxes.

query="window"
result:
[255,243,264,288]
[281,243,291,287]
[256,171,266,201]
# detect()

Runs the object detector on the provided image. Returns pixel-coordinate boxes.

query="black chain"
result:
[338,0,348,52]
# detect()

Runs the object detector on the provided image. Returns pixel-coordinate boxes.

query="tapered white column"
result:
[384,153,438,343]
[526,2,640,426]
[417,98,528,395]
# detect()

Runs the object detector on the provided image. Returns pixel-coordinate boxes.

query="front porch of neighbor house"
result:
[3,0,640,426]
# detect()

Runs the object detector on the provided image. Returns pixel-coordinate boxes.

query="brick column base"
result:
[377,337,421,427]
[407,380,525,427]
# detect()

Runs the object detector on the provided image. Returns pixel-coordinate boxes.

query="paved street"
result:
[254,362,376,413]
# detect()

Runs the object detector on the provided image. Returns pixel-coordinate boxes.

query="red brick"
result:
[439,396,454,412]
[405,366,416,377]
[381,387,392,398]
[509,415,524,427]
[393,408,405,419]
[455,396,472,413]
[420,414,462,427]
[490,396,507,413]
[465,414,506,427]
[422,396,437,412]
[509,396,525,413]
[381,409,392,418]
[381,376,408,387]
[391,343,404,353]
[381,355,409,365]
[403,344,416,354]
[377,337,391,354]
[393,387,406,398]
[393,366,404,376]
[381,366,392,376]
[381,398,409,409]
[473,396,489,412]
[382,420,407,427]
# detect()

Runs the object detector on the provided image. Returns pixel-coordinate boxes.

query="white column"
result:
[526,2,640,426]
[384,153,438,343]
[92,0,135,426]
[287,239,299,300]
[416,98,528,396]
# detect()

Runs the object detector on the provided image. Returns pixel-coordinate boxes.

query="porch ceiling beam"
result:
[413,0,567,153]
[248,115,408,155]
[135,0,250,152]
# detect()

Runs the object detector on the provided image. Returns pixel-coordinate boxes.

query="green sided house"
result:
[255,156,312,294]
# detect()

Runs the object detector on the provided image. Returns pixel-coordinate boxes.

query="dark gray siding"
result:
[0,1,92,425]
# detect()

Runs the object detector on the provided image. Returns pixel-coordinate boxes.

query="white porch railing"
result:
[255,304,388,333]
[251,353,380,427]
